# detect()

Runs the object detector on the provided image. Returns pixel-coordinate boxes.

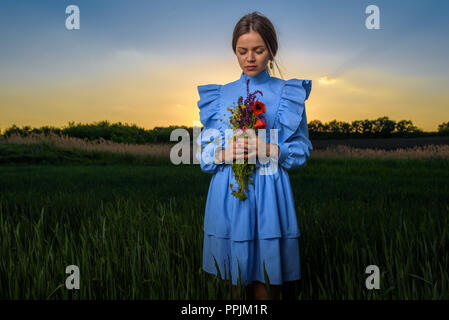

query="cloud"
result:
[319,76,337,85]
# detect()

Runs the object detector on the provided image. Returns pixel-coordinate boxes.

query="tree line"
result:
[309,117,449,139]
[1,117,449,144]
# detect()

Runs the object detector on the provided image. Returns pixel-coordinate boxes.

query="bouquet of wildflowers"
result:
[224,78,267,201]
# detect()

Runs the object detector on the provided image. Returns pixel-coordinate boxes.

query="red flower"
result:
[255,118,266,129]
[242,126,247,132]
[252,100,266,116]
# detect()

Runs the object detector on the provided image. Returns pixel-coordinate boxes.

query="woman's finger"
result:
[233,129,245,138]
[237,143,249,152]
[247,138,258,151]
[235,151,246,160]
[246,150,258,161]
[244,129,256,138]
[234,136,247,145]
[247,136,257,144]
[235,141,250,152]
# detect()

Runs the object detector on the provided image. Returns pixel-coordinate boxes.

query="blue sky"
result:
[1,0,448,132]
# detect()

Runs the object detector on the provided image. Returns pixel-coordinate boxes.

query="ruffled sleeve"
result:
[194,84,226,174]
[273,78,313,171]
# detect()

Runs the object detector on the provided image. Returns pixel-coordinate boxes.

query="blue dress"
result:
[195,68,313,286]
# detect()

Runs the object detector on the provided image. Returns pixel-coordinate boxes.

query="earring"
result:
[270,60,273,69]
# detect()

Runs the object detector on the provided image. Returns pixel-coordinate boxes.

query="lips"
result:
[245,66,256,69]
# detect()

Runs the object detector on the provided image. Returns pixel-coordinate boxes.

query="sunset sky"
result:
[1,0,448,133]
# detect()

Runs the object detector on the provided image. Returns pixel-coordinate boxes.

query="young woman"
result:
[196,11,313,300]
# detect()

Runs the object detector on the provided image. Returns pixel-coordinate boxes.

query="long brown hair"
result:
[232,11,284,79]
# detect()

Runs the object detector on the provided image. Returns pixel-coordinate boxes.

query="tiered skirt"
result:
[202,233,300,286]
[201,164,302,286]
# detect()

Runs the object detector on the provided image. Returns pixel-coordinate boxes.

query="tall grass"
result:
[2,132,449,160]
[313,144,449,159]
[0,132,171,158]
[0,159,448,299]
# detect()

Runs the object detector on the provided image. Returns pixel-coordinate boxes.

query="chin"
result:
[244,69,260,76]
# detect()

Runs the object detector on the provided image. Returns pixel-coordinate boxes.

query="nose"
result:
[247,51,255,62]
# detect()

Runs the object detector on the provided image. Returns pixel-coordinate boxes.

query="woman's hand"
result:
[241,129,271,161]
[217,128,280,163]
[220,129,248,162]
[245,131,280,161]
[216,129,247,162]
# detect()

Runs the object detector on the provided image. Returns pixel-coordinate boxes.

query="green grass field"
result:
[0,143,448,299]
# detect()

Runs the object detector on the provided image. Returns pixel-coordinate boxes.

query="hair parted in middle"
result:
[232,11,284,79]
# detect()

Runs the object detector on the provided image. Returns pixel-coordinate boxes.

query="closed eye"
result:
[239,50,265,55]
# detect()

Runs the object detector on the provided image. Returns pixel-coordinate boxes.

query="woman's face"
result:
[235,30,270,77]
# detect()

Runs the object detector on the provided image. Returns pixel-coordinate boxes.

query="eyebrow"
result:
[237,46,265,49]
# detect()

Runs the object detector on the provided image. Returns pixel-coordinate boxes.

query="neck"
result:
[240,68,270,85]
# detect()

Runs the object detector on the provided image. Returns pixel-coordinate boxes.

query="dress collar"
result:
[239,68,270,85]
